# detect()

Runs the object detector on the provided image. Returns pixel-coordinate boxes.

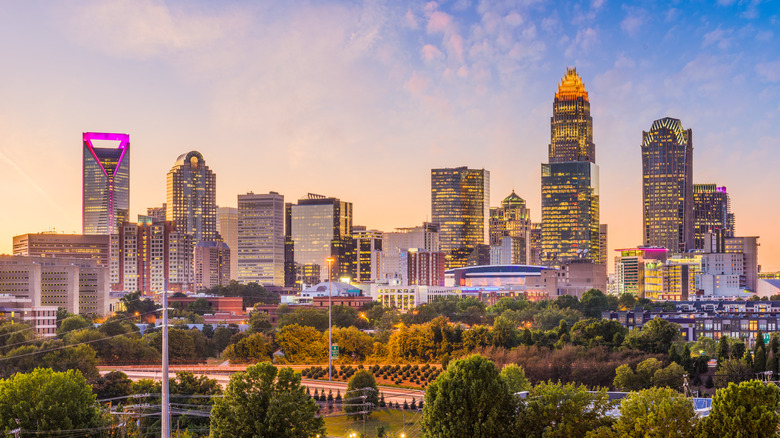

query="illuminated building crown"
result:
[555,67,589,102]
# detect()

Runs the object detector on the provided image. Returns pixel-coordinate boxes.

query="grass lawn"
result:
[323,408,423,438]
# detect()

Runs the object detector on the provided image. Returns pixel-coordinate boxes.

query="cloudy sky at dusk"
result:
[1,0,779,272]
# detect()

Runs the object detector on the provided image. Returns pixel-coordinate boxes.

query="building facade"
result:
[166,151,219,245]
[194,241,231,291]
[13,232,110,267]
[541,68,600,265]
[489,191,532,264]
[82,132,130,235]
[237,192,285,286]
[431,167,490,269]
[112,221,193,294]
[285,194,355,287]
[407,249,446,286]
[0,255,110,316]
[353,226,383,283]
[381,223,439,284]
[217,207,239,281]
[642,117,694,253]
[693,184,735,250]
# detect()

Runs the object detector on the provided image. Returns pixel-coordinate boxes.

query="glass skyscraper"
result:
[166,151,219,245]
[284,194,354,287]
[431,167,490,269]
[641,117,693,253]
[693,184,734,250]
[541,68,601,265]
[82,132,130,235]
[489,191,532,264]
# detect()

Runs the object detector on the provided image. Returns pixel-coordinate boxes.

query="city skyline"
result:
[1,1,779,271]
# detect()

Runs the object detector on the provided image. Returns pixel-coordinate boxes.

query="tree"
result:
[696,380,780,437]
[580,289,611,318]
[517,381,613,437]
[278,308,329,331]
[276,324,327,363]
[248,311,272,333]
[0,368,104,432]
[570,318,628,350]
[715,358,754,388]
[223,333,272,363]
[622,318,681,354]
[92,370,133,401]
[532,305,583,331]
[652,362,685,392]
[717,335,730,367]
[755,331,767,372]
[617,293,637,310]
[606,387,698,438]
[345,370,379,420]
[500,364,531,393]
[210,362,324,438]
[187,297,213,315]
[422,354,515,438]
[56,315,92,337]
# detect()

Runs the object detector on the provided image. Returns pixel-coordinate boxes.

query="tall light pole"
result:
[326,256,335,381]
[160,290,170,438]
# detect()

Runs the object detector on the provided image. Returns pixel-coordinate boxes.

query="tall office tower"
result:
[217,207,239,281]
[599,224,608,265]
[431,167,490,269]
[194,241,231,291]
[706,231,759,292]
[693,184,735,249]
[285,194,354,287]
[13,232,110,267]
[112,221,193,294]
[352,226,383,283]
[529,223,542,265]
[237,192,285,286]
[166,151,219,245]
[381,222,439,283]
[489,191,532,264]
[146,204,167,223]
[82,132,130,235]
[541,67,600,265]
[642,117,693,253]
[614,247,669,298]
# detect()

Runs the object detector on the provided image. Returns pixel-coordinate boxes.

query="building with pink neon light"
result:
[82,132,130,235]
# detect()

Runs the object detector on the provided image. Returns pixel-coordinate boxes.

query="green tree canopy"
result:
[622,318,682,354]
[56,315,92,337]
[517,381,613,437]
[422,354,515,438]
[0,368,104,433]
[696,380,780,437]
[500,364,531,393]
[210,362,324,438]
[580,289,611,318]
[223,333,272,363]
[276,324,327,363]
[345,370,380,420]
[603,387,698,438]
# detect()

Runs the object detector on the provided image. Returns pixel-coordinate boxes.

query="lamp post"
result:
[326,257,335,381]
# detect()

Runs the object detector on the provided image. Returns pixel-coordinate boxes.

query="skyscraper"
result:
[352,226,383,283]
[431,167,490,269]
[217,207,239,281]
[237,192,285,286]
[285,194,354,287]
[166,151,219,244]
[693,184,735,249]
[489,191,532,264]
[83,132,130,235]
[541,68,600,265]
[642,117,693,253]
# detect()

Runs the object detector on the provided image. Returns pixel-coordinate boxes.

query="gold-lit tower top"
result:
[555,67,589,102]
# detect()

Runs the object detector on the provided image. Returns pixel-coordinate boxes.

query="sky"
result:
[0,0,779,272]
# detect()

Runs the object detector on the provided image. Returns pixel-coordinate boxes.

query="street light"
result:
[326,256,335,381]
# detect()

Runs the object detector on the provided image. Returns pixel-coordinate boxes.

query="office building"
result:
[217,207,239,281]
[194,241,231,291]
[541,68,600,265]
[381,222,439,284]
[144,204,167,223]
[112,221,193,294]
[13,232,110,267]
[407,249,445,286]
[285,194,355,287]
[431,167,490,269]
[0,255,110,316]
[166,151,219,245]
[237,192,285,286]
[614,247,669,298]
[489,191,532,264]
[82,132,130,235]
[642,117,694,253]
[353,226,383,283]
[693,184,735,250]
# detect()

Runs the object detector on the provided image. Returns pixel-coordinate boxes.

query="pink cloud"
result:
[421,44,444,61]
[427,11,454,34]
[448,33,464,61]
[404,71,430,96]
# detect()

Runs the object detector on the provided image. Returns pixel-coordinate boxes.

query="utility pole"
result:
[327,257,334,381]
[161,290,171,438]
